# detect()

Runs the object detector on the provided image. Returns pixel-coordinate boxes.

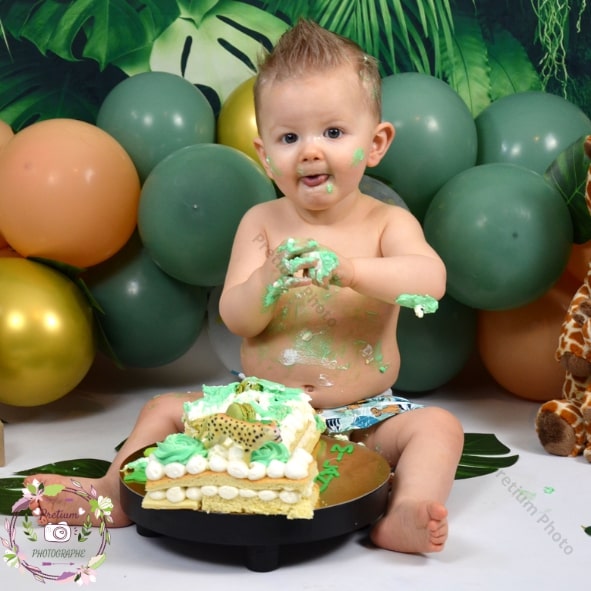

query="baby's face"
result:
[254,65,381,214]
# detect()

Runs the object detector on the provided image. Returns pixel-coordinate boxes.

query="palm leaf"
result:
[260,0,455,76]
[544,134,591,244]
[486,25,543,102]
[441,13,491,117]
[456,433,519,480]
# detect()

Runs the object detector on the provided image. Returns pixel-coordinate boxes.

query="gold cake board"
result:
[119,436,391,571]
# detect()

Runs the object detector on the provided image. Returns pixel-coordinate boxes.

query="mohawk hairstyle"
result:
[254,19,382,124]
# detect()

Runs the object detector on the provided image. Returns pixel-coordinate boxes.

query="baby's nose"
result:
[300,136,323,161]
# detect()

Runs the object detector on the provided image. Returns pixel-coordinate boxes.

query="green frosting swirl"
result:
[250,441,290,465]
[153,433,207,464]
[123,457,148,484]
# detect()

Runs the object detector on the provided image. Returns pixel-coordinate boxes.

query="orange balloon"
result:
[0,120,13,249]
[477,272,580,401]
[566,240,591,282]
[0,118,140,268]
[216,77,261,166]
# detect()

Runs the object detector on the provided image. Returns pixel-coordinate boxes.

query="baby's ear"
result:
[367,122,395,167]
[253,137,273,178]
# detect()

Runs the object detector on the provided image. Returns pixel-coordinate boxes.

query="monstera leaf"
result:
[455,433,519,479]
[0,0,179,70]
[545,134,591,244]
[0,0,177,128]
[147,0,289,104]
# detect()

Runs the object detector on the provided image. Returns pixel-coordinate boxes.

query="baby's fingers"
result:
[276,237,319,258]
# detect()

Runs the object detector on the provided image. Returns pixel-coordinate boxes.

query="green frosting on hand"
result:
[250,441,290,465]
[264,238,341,308]
[308,248,340,284]
[396,294,439,318]
[153,433,207,464]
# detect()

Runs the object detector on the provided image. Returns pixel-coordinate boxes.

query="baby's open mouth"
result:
[301,174,329,187]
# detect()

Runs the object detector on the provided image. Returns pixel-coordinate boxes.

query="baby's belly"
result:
[240,332,401,409]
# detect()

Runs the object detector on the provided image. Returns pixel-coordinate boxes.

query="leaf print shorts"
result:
[318,389,423,435]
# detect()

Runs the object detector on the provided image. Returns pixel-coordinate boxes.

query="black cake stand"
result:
[119,436,391,571]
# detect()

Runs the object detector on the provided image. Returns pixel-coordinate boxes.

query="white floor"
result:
[1,328,588,589]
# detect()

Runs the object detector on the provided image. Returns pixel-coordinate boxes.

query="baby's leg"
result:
[358,406,463,553]
[26,391,201,527]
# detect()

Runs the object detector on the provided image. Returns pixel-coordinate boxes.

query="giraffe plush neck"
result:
[536,136,591,462]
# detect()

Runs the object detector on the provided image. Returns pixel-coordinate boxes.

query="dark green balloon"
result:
[85,237,207,368]
[476,91,591,174]
[138,143,276,287]
[423,163,573,310]
[373,73,477,221]
[96,72,215,182]
[394,294,477,393]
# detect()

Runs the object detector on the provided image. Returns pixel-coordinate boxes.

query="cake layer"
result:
[143,486,319,519]
[136,377,326,519]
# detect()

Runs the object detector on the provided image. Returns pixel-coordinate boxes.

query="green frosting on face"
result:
[153,433,207,464]
[352,148,365,166]
[250,441,290,465]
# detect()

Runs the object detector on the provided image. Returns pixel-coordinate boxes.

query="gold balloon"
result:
[0,259,95,406]
[216,76,261,166]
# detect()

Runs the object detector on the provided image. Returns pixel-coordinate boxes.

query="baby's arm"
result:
[219,207,279,337]
[219,205,319,337]
[345,207,446,304]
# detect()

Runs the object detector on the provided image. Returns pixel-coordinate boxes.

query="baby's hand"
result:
[274,238,321,279]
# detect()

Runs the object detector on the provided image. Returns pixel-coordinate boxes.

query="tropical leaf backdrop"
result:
[0,0,589,129]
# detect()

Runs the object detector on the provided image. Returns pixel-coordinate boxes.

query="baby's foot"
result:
[23,474,132,528]
[370,499,448,553]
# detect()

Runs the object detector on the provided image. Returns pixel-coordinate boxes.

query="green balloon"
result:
[138,143,276,286]
[373,73,477,221]
[394,294,477,393]
[97,72,215,182]
[423,163,573,310]
[85,237,208,368]
[476,91,591,174]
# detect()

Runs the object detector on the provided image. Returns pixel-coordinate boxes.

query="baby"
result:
[26,20,463,554]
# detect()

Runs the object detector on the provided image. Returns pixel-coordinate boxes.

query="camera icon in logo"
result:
[44,522,71,543]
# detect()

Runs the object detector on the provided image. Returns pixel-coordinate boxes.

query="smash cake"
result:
[123,377,326,519]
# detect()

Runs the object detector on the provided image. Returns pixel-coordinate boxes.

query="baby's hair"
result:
[254,19,382,125]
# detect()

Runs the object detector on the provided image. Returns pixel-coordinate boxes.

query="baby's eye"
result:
[282,133,298,144]
[325,128,343,139]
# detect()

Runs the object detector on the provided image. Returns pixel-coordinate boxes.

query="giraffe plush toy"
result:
[535,136,591,462]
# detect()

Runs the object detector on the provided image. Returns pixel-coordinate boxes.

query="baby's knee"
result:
[140,390,200,417]
[421,407,463,443]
